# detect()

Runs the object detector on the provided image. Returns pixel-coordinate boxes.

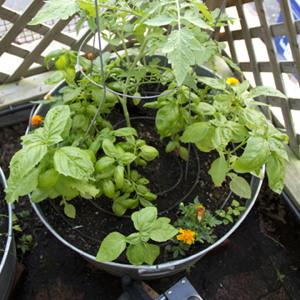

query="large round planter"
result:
[0,168,16,299]
[29,57,264,279]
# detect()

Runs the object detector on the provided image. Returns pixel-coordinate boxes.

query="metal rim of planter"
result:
[0,168,16,300]
[29,60,264,279]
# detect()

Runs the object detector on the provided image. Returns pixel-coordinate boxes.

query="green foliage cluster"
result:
[172,197,222,258]
[4,0,290,266]
[96,207,178,266]
[215,200,246,225]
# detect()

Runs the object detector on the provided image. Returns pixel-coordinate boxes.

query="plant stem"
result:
[121,36,150,127]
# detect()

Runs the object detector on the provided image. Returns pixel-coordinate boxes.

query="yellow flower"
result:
[226,77,239,85]
[46,94,51,99]
[177,228,195,245]
[31,115,42,127]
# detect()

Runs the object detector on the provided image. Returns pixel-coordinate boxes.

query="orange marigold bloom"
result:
[196,207,205,222]
[31,115,42,127]
[46,94,51,99]
[82,67,88,72]
[226,77,239,85]
[87,53,93,60]
[177,228,195,245]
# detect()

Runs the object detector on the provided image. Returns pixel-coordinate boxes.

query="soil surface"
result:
[1,120,300,300]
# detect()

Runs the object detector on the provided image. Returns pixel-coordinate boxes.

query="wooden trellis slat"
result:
[5,17,74,84]
[0,0,44,57]
[239,61,296,74]
[254,0,299,157]
[235,0,273,121]
[279,0,300,81]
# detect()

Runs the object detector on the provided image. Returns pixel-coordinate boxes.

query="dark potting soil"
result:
[38,115,248,265]
[0,189,9,263]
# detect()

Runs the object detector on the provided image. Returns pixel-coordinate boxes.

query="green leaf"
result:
[244,107,265,125]
[63,87,82,103]
[208,156,228,187]
[194,42,216,67]
[102,178,115,199]
[212,127,232,149]
[197,77,226,91]
[28,0,80,25]
[246,86,287,99]
[114,165,125,189]
[112,201,127,217]
[183,10,213,30]
[126,242,147,266]
[5,167,40,203]
[266,152,285,194]
[102,139,116,157]
[45,70,66,85]
[233,135,270,173]
[44,105,70,142]
[44,49,67,69]
[96,232,126,262]
[213,94,232,113]
[64,203,76,219]
[65,64,76,84]
[30,187,53,203]
[139,145,159,161]
[163,28,197,86]
[95,156,115,172]
[233,80,250,94]
[143,244,160,265]
[269,138,289,161]
[181,122,210,143]
[149,219,178,242]
[126,232,141,245]
[119,153,136,165]
[229,176,252,199]
[37,168,61,190]
[54,146,94,180]
[55,177,79,199]
[179,147,188,161]
[114,127,138,137]
[156,102,180,138]
[21,128,45,146]
[8,144,47,183]
[144,15,176,26]
[196,102,216,115]
[64,177,99,198]
[132,207,157,233]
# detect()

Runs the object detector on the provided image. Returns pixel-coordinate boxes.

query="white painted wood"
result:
[0,71,56,109]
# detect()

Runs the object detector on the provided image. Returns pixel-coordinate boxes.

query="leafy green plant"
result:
[215,200,246,225]
[96,207,178,265]
[17,234,38,254]
[4,0,290,266]
[171,197,222,258]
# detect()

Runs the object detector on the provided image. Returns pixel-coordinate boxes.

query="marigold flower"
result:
[46,94,51,99]
[87,53,94,60]
[177,228,195,245]
[226,77,239,85]
[82,67,88,72]
[31,115,43,127]
[196,207,205,222]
